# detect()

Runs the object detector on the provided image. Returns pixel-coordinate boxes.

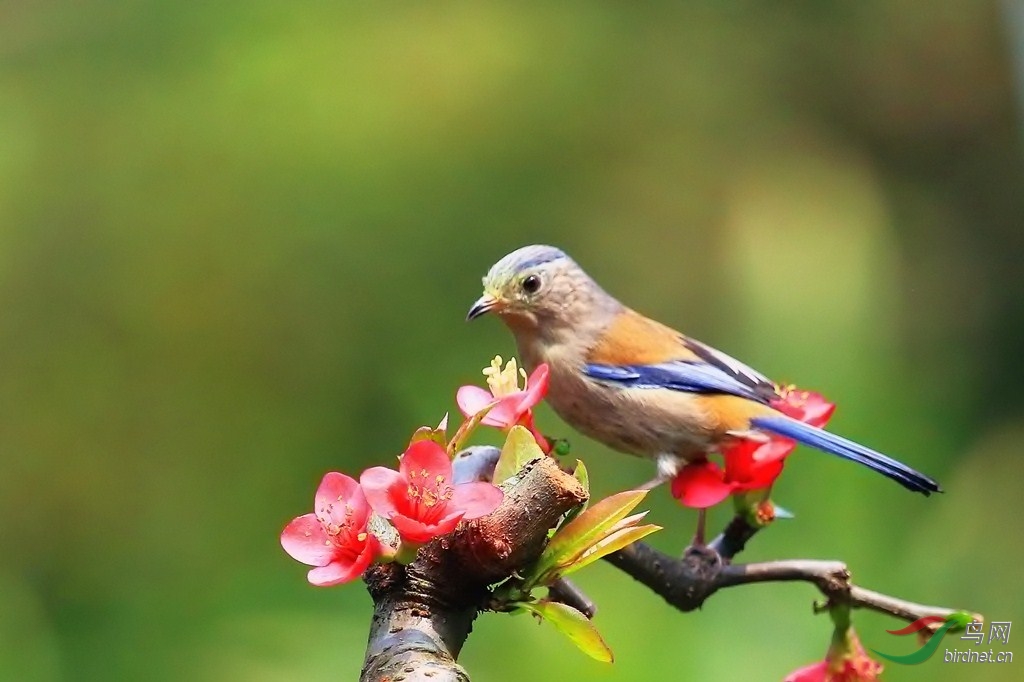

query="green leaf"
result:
[555,461,590,530]
[558,523,661,577]
[493,425,545,484]
[513,601,613,663]
[572,460,589,494]
[409,422,447,448]
[534,490,649,579]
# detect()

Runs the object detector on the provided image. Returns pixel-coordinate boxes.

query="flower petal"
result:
[281,513,335,567]
[734,458,785,491]
[516,363,550,412]
[480,365,552,428]
[456,385,498,419]
[801,394,836,428]
[750,438,797,464]
[771,388,835,428]
[314,472,367,528]
[480,394,524,428]
[723,438,787,490]
[360,466,407,518]
[307,548,372,588]
[783,660,828,682]
[305,532,378,586]
[670,462,734,508]
[450,481,503,520]
[399,440,452,481]
[390,511,462,544]
[522,415,552,454]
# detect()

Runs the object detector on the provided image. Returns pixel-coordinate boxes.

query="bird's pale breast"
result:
[521,340,718,462]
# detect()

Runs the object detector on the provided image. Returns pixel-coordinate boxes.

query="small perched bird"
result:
[467,245,940,495]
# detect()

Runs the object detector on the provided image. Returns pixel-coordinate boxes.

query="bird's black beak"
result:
[467,293,500,321]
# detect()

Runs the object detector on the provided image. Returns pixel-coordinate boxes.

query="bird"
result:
[466,244,941,495]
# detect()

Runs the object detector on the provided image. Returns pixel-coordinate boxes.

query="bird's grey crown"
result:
[486,244,568,283]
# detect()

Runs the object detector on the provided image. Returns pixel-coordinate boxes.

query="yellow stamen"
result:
[482,355,528,397]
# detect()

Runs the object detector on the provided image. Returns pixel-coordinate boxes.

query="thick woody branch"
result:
[360,457,587,682]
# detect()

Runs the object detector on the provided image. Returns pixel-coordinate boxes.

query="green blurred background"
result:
[2,2,1022,680]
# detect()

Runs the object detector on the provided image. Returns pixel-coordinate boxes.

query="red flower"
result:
[280,472,380,586]
[756,386,836,464]
[456,356,550,451]
[672,387,835,509]
[784,628,883,682]
[360,440,503,544]
[671,445,785,508]
[772,385,835,426]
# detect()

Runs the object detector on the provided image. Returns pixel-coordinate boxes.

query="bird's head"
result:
[467,245,618,338]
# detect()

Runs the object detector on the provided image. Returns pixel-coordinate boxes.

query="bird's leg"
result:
[637,454,683,491]
[636,476,664,491]
[644,452,708,549]
[693,508,707,547]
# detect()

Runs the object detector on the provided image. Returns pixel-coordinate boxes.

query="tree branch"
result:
[358,440,977,681]
[606,531,980,630]
[719,560,975,625]
[360,457,587,682]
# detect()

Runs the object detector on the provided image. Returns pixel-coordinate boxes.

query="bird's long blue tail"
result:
[751,415,942,495]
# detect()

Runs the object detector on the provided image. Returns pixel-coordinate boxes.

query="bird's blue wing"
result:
[584,360,769,403]
[681,338,773,392]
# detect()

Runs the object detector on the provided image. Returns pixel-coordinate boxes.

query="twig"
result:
[548,577,598,619]
[606,541,980,629]
[707,513,762,559]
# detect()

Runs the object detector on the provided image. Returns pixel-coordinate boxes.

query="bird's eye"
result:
[521,274,542,295]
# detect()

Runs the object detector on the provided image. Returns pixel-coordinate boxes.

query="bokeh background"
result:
[2,2,1022,680]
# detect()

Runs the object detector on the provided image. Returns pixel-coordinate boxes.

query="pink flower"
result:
[784,661,829,682]
[280,472,380,586]
[671,387,836,509]
[360,440,503,544]
[456,356,550,451]
[784,628,883,682]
